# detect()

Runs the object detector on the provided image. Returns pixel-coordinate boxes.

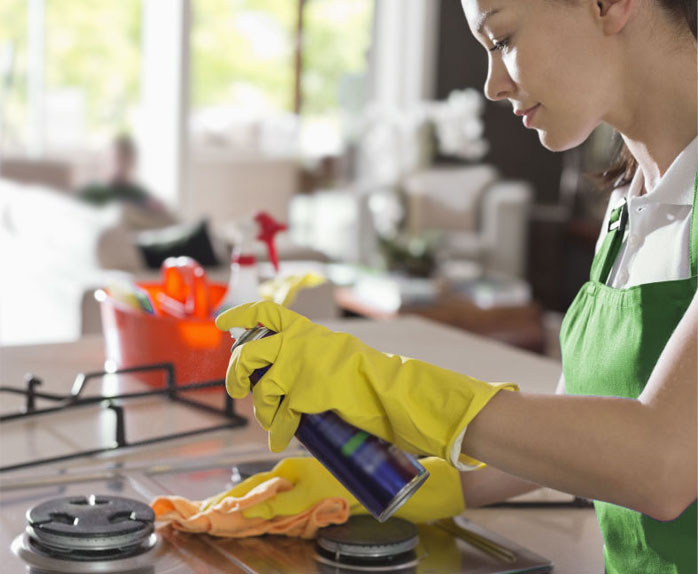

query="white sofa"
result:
[0,178,143,344]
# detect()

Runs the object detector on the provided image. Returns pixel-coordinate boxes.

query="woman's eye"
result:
[489,38,510,53]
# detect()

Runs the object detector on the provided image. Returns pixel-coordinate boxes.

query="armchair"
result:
[288,164,533,280]
[403,165,533,278]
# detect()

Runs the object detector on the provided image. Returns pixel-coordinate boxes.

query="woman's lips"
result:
[522,104,540,128]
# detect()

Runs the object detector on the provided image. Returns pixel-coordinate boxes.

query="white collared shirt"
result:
[595,136,697,288]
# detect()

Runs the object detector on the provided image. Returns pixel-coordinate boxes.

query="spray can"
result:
[231,326,430,522]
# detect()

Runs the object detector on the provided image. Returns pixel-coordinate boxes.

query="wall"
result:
[434,0,564,205]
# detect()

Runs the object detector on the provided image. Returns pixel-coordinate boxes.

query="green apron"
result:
[560,170,698,573]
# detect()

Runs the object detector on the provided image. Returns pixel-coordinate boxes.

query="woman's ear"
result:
[596,0,634,36]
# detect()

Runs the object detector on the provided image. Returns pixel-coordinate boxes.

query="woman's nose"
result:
[484,56,515,102]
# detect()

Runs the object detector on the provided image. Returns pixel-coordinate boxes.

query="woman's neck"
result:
[608,36,697,194]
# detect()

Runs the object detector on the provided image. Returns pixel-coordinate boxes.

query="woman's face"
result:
[462,0,615,151]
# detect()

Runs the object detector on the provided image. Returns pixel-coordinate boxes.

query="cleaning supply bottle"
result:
[215,212,287,316]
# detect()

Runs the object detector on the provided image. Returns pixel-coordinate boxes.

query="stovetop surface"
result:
[1,451,552,574]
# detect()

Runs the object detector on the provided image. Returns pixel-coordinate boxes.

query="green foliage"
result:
[0,1,29,147]
[192,0,373,115]
[378,233,440,278]
[191,0,297,110]
[302,0,372,115]
[45,0,141,137]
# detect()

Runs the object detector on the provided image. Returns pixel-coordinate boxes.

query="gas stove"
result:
[2,454,554,573]
[1,361,554,573]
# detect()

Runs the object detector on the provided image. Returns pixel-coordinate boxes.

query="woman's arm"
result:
[460,465,541,508]
[461,292,698,521]
[460,373,568,507]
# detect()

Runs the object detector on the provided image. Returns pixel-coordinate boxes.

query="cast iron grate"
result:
[0,362,246,472]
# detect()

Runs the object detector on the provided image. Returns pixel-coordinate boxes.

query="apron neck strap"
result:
[591,167,698,284]
[690,167,698,277]
[590,199,628,284]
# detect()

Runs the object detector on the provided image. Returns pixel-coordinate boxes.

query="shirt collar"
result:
[628,136,697,206]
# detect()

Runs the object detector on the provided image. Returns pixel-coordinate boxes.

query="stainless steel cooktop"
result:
[1,451,553,574]
[1,360,554,573]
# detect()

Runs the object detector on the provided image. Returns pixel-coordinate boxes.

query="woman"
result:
[216,1,697,571]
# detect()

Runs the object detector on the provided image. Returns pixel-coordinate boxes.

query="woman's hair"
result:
[659,0,697,39]
[594,0,697,190]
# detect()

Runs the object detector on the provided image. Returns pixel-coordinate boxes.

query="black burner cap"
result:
[27,494,154,552]
[317,515,419,559]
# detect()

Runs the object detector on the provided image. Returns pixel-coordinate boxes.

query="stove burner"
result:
[12,494,159,572]
[315,515,419,572]
[27,494,155,558]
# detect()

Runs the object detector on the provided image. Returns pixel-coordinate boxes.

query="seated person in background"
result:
[78,134,176,230]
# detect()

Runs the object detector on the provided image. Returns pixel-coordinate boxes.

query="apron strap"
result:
[590,199,628,284]
[591,167,698,284]
[690,167,698,277]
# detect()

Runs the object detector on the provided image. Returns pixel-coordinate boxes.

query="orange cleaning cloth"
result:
[150,476,350,539]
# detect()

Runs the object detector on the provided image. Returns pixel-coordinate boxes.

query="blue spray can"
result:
[230,326,429,522]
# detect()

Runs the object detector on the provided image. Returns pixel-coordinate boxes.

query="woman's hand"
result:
[215,301,517,467]
[205,456,465,523]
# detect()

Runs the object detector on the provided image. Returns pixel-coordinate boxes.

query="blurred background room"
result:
[0,0,618,355]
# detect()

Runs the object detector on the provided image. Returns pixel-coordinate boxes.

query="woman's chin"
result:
[535,123,598,152]
[538,129,594,153]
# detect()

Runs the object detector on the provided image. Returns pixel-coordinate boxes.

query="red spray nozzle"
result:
[254,211,287,273]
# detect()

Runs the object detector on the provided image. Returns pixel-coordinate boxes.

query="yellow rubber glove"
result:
[203,456,464,524]
[215,301,517,468]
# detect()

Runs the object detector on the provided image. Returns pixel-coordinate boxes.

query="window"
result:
[190,0,297,113]
[301,0,373,156]
[0,1,29,153]
[0,0,141,155]
[190,0,373,158]
[2,0,374,159]
[44,0,141,148]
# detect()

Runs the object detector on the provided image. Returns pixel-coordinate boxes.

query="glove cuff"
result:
[446,382,518,469]
[450,427,482,471]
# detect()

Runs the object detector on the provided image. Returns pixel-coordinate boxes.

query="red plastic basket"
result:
[97,258,232,388]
